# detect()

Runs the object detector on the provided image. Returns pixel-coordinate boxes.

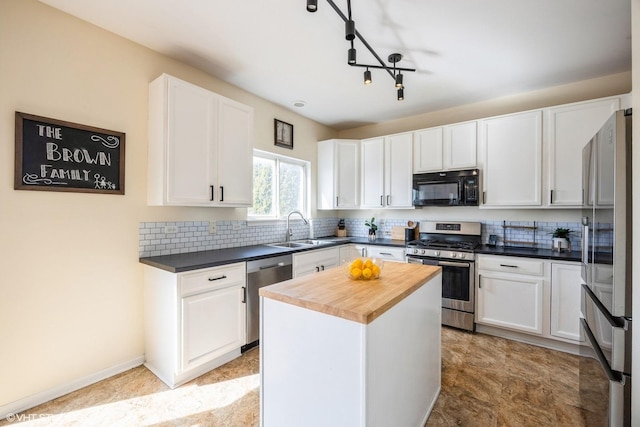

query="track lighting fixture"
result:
[364,68,372,85]
[307,0,415,101]
[306,0,317,12]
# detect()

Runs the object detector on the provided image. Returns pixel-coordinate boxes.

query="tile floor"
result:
[2,328,606,426]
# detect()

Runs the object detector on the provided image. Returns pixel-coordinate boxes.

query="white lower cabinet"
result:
[476,255,583,346]
[293,247,340,278]
[476,256,545,335]
[143,262,246,388]
[550,262,583,342]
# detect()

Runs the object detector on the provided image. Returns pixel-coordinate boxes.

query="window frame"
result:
[247,149,310,223]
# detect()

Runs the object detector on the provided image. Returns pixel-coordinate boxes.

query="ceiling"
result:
[39,0,631,130]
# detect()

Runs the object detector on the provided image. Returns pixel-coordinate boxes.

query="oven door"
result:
[407,256,474,313]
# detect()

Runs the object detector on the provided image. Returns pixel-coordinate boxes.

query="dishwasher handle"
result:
[259,262,286,270]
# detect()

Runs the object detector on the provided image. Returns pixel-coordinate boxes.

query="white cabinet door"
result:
[361,134,413,209]
[216,97,254,206]
[360,137,385,208]
[445,121,477,170]
[413,127,443,172]
[479,110,542,207]
[181,283,246,371]
[148,74,253,207]
[546,97,620,207]
[163,76,216,205]
[385,133,414,208]
[550,263,583,342]
[477,272,544,335]
[293,247,340,278]
[413,122,476,173]
[317,139,360,210]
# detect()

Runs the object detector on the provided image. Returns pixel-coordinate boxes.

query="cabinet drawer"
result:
[478,255,544,276]
[366,246,406,263]
[180,262,246,297]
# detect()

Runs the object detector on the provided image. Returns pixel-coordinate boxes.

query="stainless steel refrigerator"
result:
[580,109,632,426]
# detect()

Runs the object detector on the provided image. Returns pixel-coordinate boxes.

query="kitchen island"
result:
[259,262,442,427]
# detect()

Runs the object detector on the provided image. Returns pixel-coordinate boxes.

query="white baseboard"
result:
[475,324,582,355]
[0,355,145,419]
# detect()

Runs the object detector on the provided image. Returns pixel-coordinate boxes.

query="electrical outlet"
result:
[163,225,178,234]
[208,221,217,234]
[232,222,242,230]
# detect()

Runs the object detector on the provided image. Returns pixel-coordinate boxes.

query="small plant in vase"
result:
[365,217,378,241]
[551,227,572,252]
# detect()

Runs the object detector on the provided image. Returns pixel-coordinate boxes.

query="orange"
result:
[350,267,362,279]
[362,268,372,279]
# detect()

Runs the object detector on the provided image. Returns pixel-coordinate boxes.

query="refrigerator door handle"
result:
[582,284,627,329]
[580,318,623,383]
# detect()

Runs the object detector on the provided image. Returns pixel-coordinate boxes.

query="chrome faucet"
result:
[286,210,308,241]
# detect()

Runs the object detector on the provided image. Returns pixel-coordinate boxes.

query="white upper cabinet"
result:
[148,74,254,207]
[361,133,413,209]
[413,127,443,172]
[545,96,621,207]
[479,110,543,207]
[317,139,359,210]
[413,121,477,173]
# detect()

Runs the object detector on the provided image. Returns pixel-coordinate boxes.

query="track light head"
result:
[364,69,372,85]
[395,73,403,88]
[397,87,404,101]
[306,0,317,12]
[345,20,356,40]
[348,48,357,65]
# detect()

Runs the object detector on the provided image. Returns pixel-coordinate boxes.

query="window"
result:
[249,150,310,220]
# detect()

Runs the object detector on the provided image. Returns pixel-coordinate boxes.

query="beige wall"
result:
[0,0,334,408]
[338,72,631,140]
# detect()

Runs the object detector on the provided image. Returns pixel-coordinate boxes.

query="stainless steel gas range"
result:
[406,221,481,332]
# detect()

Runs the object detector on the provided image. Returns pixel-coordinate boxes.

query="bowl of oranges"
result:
[346,257,383,281]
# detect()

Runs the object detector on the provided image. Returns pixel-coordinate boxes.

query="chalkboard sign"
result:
[15,112,125,194]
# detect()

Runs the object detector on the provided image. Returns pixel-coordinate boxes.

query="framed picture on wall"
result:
[274,119,293,149]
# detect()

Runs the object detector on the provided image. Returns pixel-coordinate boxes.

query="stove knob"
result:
[413,249,418,255]
[434,251,440,257]
[459,253,466,259]
[450,252,457,258]
[420,249,427,255]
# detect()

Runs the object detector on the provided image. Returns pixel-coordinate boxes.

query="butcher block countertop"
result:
[259,263,441,325]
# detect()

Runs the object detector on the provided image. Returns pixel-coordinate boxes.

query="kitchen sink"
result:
[266,239,335,249]
[266,242,309,248]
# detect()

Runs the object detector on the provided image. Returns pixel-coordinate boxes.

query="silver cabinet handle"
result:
[210,185,214,201]
[386,195,390,205]
[220,186,224,202]
[208,275,227,281]
[380,195,384,206]
[499,264,518,268]
[336,196,339,206]
[478,274,482,289]
[550,189,554,204]
[242,286,246,303]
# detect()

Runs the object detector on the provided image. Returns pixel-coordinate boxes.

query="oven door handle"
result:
[438,260,471,268]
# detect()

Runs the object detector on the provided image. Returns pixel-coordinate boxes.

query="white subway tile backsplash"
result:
[139,217,585,257]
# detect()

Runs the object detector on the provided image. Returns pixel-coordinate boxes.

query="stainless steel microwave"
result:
[412,169,480,207]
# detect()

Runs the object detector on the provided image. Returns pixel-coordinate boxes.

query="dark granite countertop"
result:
[476,245,582,262]
[139,237,408,273]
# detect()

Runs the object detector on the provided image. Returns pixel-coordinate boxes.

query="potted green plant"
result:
[551,227,572,251]
[365,217,378,241]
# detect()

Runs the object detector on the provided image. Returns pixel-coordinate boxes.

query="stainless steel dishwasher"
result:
[243,254,292,351]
